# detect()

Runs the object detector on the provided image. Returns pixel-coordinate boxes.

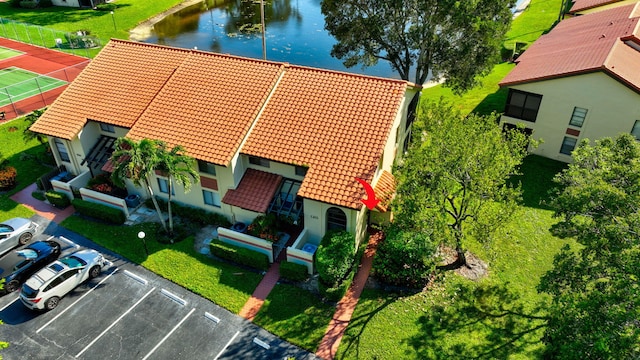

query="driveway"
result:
[0,217,318,360]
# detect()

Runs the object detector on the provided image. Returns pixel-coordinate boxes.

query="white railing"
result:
[217,227,275,263]
[286,229,316,274]
[79,187,130,218]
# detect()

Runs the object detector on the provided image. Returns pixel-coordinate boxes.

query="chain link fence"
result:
[0,17,103,58]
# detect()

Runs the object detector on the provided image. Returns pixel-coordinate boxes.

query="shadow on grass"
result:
[509,155,567,210]
[471,87,509,116]
[0,4,132,28]
[404,282,549,359]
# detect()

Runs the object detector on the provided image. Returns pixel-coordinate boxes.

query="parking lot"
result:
[0,222,318,360]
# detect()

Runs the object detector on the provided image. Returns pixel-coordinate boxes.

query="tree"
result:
[321,0,515,124]
[156,143,200,237]
[110,138,168,234]
[393,100,530,268]
[23,108,48,145]
[539,134,640,359]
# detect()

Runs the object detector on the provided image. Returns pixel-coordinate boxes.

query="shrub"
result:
[45,190,71,208]
[210,239,269,271]
[9,0,21,8]
[95,2,118,11]
[247,213,279,242]
[72,199,126,224]
[31,191,46,201]
[39,0,53,7]
[315,230,356,287]
[147,197,231,227]
[373,225,438,288]
[279,261,309,282]
[0,166,17,190]
[19,0,37,8]
[319,265,356,302]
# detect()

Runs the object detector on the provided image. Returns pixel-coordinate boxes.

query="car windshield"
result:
[16,249,37,259]
[0,225,13,234]
[60,256,86,268]
[21,283,38,298]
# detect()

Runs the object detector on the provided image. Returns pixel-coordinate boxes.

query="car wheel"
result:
[18,232,33,245]
[45,297,60,311]
[89,266,101,279]
[5,280,19,293]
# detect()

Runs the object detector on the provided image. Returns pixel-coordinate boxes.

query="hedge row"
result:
[319,265,357,302]
[45,190,70,208]
[147,197,231,227]
[72,198,126,225]
[279,261,309,282]
[209,239,269,271]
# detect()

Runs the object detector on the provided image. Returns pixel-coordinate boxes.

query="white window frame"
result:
[202,189,221,207]
[54,138,70,162]
[569,107,587,127]
[560,136,578,155]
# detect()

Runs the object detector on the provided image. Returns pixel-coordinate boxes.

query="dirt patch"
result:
[438,246,489,281]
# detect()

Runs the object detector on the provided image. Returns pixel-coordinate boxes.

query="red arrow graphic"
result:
[355,177,380,210]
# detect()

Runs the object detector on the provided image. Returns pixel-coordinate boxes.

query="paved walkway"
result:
[315,230,384,360]
[10,183,75,223]
[239,262,280,321]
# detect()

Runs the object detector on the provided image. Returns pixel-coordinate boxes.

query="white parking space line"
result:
[160,288,187,306]
[204,312,220,324]
[123,270,148,285]
[37,268,119,334]
[213,331,240,360]
[0,297,19,312]
[75,287,156,358]
[141,307,196,360]
[253,337,271,350]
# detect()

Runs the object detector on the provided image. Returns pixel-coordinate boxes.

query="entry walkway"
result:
[10,183,75,223]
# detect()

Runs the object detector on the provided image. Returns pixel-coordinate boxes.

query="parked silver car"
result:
[20,249,109,311]
[0,218,38,257]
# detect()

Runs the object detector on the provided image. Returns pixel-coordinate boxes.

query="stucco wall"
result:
[500,72,640,162]
[52,0,81,7]
[303,199,357,244]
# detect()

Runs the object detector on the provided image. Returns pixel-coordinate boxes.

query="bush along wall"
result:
[147,197,231,227]
[315,230,357,301]
[210,239,269,271]
[71,199,126,225]
[45,190,71,208]
[279,261,309,282]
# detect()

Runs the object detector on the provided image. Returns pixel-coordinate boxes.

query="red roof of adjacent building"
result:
[570,0,624,13]
[373,170,396,212]
[222,169,282,213]
[500,3,640,92]
[31,39,413,210]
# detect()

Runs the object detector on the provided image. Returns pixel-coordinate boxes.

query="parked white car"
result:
[20,249,109,311]
[0,218,38,257]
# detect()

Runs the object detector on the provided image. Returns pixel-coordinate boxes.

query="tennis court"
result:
[0,46,23,60]
[0,67,67,107]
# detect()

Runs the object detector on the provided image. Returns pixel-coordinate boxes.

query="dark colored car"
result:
[0,240,61,293]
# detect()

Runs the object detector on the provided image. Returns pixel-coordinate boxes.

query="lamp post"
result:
[138,231,149,256]
[110,11,117,32]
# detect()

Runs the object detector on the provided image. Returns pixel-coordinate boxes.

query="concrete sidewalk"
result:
[10,183,75,223]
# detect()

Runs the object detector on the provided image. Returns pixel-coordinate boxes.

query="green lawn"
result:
[59,217,263,313]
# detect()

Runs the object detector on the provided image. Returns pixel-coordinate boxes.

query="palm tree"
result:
[156,143,200,237]
[23,108,48,145]
[110,138,168,234]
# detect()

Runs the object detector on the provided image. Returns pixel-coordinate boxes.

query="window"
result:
[326,207,347,232]
[100,123,115,133]
[249,156,270,167]
[560,137,578,155]
[198,160,216,175]
[504,89,543,122]
[157,178,174,195]
[569,107,587,127]
[202,189,221,207]
[295,165,308,177]
[54,138,70,162]
[632,120,640,141]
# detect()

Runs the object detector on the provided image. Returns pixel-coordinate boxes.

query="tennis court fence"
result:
[0,61,89,119]
[0,17,103,58]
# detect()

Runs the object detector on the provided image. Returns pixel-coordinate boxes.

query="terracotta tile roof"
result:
[222,169,282,213]
[127,50,284,165]
[373,170,396,212]
[570,0,623,13]
[31,40,191,139]
[241,66,408,210]
[500,4,640,92]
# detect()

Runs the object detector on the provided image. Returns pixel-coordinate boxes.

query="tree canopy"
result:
[321,0,515,88]
[539,134,640,359]
[393,100,530,267]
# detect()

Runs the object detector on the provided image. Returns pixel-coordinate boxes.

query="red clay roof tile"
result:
[500,4,640,91]
[373,170,396,212]
[222,169,282,213]
[570,0,623,13]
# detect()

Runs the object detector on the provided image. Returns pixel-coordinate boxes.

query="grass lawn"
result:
[60,216,263,313]
[0,0,185,55]
[252,283,336,352]
[0,117,52,221]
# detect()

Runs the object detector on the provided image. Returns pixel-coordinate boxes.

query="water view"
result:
[141,0,527,80]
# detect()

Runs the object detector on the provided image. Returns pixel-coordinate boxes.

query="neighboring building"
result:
[568,0,637,15]
[499,3,640,162]
[51,0,104,8]
[31,39,418,246]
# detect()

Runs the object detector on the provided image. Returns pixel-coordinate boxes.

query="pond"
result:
[140,0,527,80]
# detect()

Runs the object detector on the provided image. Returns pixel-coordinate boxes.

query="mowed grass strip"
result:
[0,67,66,106]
